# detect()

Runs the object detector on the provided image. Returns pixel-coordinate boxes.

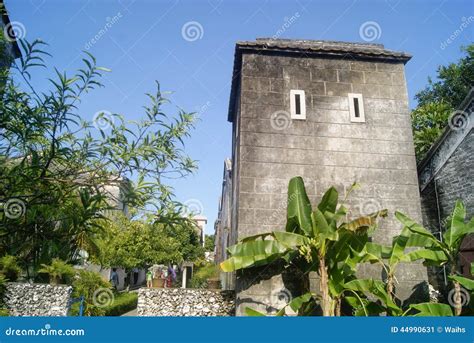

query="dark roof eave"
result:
[227,41,412,122]
[1,1,22,59]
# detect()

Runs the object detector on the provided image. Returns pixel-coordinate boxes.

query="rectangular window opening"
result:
[353,98,360,118]
[290,90,306,120]
[295,94,301,115]
[348,93,365,123]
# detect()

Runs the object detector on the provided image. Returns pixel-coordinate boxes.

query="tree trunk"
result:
[334,297,341,316]
[319,257,333,316]
[453,280,462,316]
[386,272,394,302]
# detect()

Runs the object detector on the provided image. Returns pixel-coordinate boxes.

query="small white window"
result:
[290,90,306,120]
[348,93,365,123]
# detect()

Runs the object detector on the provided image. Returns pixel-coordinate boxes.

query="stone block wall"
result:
[232,48,427,314]
[137,288,235,316]
[4,283,72,316]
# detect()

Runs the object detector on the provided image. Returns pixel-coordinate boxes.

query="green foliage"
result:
[408,303,454,316]
[72,270,111,316]
[102,292,137,316]
[221,177,387,316]
[70,291,137,316]
[204,234,215,252]
[412,44,474,161]
[38,258,75,285]
[0,38,196,274]
[395,200,474,315]
[0,255,21,281]
[411,102,452,161]
[416,44,474,109]
[0,274,7,315]
[189,263,219,289]
[93,213,204,270]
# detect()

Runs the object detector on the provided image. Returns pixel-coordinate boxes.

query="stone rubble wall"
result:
[137,288,235,316]
[4,283,72,316]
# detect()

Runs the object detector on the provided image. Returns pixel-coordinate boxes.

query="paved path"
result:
[121,308,137,316]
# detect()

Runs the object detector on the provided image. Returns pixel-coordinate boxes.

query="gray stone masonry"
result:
[4,283,72,316]
[228,39,427,315]
[137,288,235,316]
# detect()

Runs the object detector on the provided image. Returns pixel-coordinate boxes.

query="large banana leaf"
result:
[220,239,289,272]
[273,231,309,247]
[401,248,448,265]
[444,203,474,253]
[449,275,474,291]
[443,200,469,249]
[286,177,313,236]
[317,186,338,214]
[275,292,314,316]
[341,209,388,232]
[345,296,385,316]
[409,303,453,316]
[311,208,338,243]
[395,211,442,249]
[244,307,266,316]
[344,279,402,315]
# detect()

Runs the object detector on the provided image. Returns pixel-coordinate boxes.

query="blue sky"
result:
[6,0,473,234]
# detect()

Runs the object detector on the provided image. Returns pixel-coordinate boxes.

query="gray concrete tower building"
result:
[226,38,428,315]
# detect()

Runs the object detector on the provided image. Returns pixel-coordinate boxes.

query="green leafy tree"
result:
[0,37,196,274]
[204,234,215,252]
[415,45,474,108]
[411,102,452,160]
[411,44,474,161]
[94,213,203,271]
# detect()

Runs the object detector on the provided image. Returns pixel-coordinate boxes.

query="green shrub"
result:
[72,270,111,316]
[103,292,138,316]
[38,259,76,285]
[70,292,138,316]
[0,274,8,316]
[189,263,219,289]
[0,255,21,281]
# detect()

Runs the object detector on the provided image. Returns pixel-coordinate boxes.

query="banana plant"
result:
[220,176,387,316]
[344,278,454,316]
[356,225,431,302]
[395,200,474,316]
